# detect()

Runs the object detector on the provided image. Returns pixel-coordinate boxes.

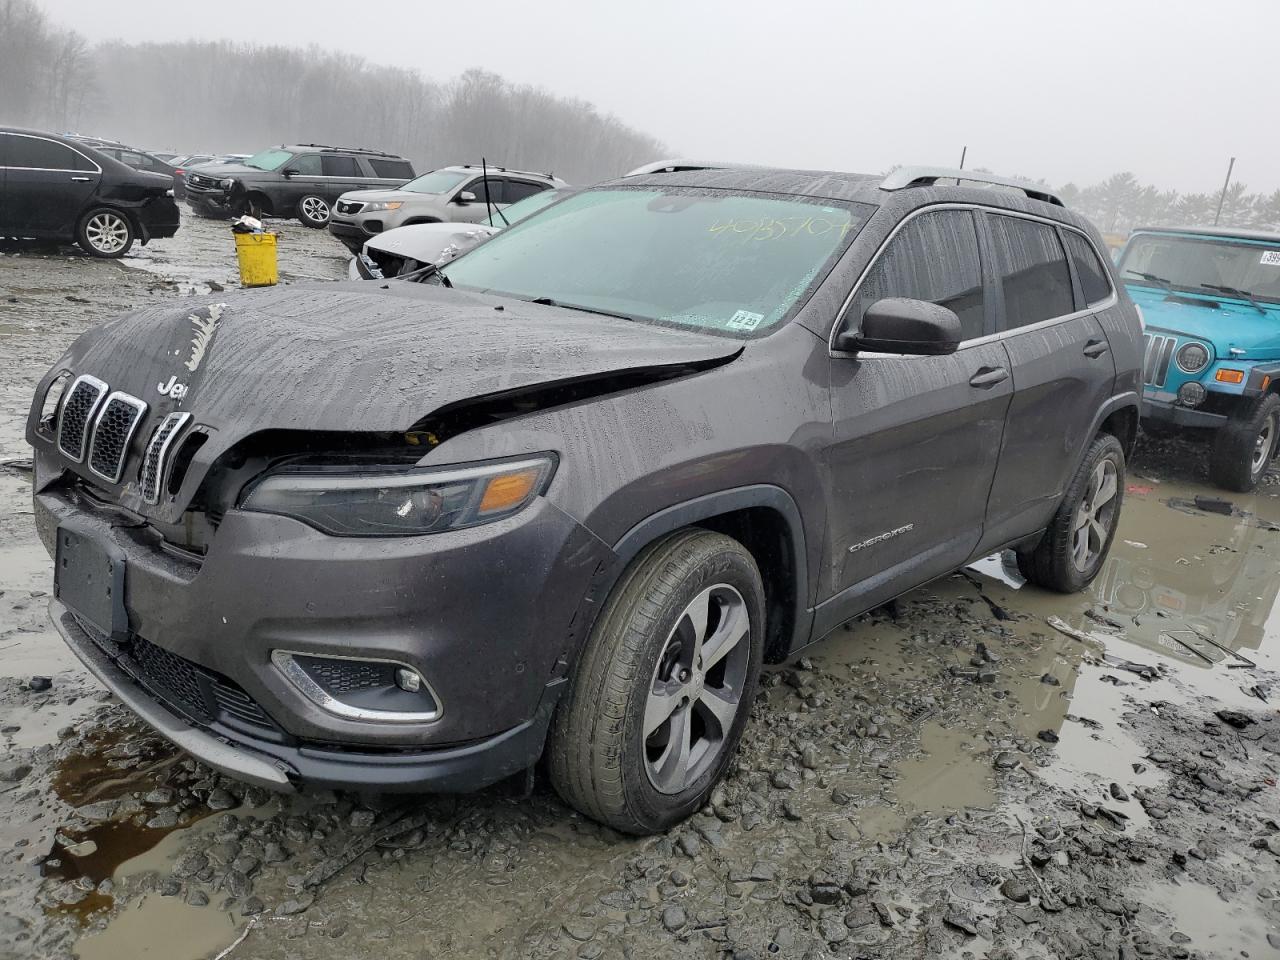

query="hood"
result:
[339,188,435,203]
[365,222,498,262]
[29,283,741,519]
[1127,285,1280,358]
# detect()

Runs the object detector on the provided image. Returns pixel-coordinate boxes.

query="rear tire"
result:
[548,529,764,835]
[1209,394,1280,492]
[76,208,134,258]
[297,195,330,227]
[1017,433,1125,593]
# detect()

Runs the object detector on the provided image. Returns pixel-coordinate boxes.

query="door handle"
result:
[1083,339,1109,359]
[70,176,92,182]
[969,366,1009,388]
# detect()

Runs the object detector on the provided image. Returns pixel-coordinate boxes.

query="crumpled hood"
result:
[1128,285,1280,358]
[28,282,741,518]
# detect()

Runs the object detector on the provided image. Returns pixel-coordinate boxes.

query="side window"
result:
[290,153,322,175]
[7,136,94,171]
[321,154,360,177]
[368,158,414,179]
[989,215,1075,328]
[461,178,498,204]
[1063,230,1113,306]
[505,180,547,203]
[850,210,987,341]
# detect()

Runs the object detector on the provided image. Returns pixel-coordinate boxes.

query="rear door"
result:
[822,208,1013,617]
[320,153,364,204]
[977,212,1117,552]
[2,134,100,237]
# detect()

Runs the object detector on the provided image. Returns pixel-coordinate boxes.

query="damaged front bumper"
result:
[1141,396,1228,429]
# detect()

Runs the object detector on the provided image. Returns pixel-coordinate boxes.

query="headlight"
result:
[362,201,403,213]
[219,178,235,190]
[240,456,555,536]
[1176,342,1210,374]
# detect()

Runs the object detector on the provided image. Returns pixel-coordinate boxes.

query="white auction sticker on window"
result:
[726,310,765,331]
[1260,250,1280,266]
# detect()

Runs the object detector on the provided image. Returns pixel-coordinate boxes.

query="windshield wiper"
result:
[1199,283,1267,315]
[1125,269,1177,293]
[528,296,634,322]
[397,262,452,286]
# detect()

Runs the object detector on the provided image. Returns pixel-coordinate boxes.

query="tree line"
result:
[0,0,664,184]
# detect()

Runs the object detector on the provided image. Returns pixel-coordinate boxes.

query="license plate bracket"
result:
[55,521,129,641]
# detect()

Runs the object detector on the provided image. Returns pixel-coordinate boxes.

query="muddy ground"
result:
[1,214,1278,960]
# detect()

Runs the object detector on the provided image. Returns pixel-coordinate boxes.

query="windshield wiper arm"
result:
[528,296,634,322]
[397,261,452,286]
[1124,269,1177,293]
[1199,283,1266,315]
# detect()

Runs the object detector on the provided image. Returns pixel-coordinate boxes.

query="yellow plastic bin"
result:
[234,232,278,287]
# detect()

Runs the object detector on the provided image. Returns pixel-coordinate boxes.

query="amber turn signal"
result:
[479,469,540,514]
[1215,369,1245,384]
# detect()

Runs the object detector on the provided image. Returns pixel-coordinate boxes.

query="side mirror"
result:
[282,168,297,178]
[833,298,961,355]
[456,190,477,204]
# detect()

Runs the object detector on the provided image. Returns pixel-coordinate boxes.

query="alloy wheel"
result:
[302,197,329,223]
[85,213,129,254]
[1253,412,1277,475]
[643,584,752,795]
[1071,458,1119,572]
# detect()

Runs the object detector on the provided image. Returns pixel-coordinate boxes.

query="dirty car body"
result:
[26,166,1142,829]
[1119,226,1280,490]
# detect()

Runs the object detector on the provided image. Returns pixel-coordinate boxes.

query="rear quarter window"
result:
[369,158,414,179]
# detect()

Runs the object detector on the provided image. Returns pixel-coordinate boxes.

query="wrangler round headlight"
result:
[1178,382,1207,407]
[240,455,556,536]
[1176,342,1210,374]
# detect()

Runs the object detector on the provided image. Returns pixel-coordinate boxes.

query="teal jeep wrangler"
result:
[1118,226,1280,490]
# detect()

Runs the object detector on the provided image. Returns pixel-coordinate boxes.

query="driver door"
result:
[820,209,1013,619]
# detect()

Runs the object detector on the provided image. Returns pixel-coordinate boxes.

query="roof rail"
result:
[292,143,404,159]
[458,163,558,180]
[623,158,761,177]
[879,166,1064,207]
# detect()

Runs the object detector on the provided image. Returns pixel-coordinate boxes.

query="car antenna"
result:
[481,157,510,228]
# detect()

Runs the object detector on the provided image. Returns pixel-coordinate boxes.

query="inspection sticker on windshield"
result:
[1260,250,1280,266]
[726,310,765,331]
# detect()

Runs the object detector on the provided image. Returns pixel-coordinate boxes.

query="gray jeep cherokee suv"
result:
[26,164,1141,835]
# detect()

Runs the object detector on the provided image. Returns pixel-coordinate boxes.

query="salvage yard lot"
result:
[1,220,1278,960]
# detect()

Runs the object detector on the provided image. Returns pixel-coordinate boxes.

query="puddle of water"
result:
[889,722,994,814]
[1139,877,1276,956]
[71,894,239,960]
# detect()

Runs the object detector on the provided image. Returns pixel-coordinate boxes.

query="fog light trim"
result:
[271,650,442,724]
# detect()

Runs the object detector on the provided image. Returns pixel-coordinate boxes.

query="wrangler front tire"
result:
[1209,393,1280,492]
[547,529,764,835]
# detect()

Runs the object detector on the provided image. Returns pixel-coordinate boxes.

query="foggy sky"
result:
[41,0,1280,194]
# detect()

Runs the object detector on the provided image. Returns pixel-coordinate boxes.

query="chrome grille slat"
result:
[87,391,148,484]
[56,375,108,462]
[139,412,192,504]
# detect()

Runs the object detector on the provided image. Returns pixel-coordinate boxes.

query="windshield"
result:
[440,187,872,336]
[400,169,470,195]
[243,148,293,172]
[486,189,563,227]
[1119,234,1280,305]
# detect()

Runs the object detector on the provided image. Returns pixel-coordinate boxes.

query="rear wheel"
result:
[297,195,330,227]
[76,208,134,258]
[1209,394,1280,492]
[548,529,764,835]
[1017,433,1125,593]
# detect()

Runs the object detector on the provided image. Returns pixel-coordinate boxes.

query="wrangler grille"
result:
[56,375,108,462]
[1142,334,1177,387]
[88,393,148,483]
[140,412,192,504]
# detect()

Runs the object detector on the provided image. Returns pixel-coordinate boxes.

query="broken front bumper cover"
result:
[53,600,561,793]
[1141,396,1228,429]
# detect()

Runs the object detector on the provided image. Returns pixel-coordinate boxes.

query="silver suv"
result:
[327,164,568,252]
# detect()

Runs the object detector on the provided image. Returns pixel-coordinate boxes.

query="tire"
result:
[548,529,765,835]
[1017,433,1126,593]
[76,208,134,258]
[297,195,331,227]
[1208,393,1280,492]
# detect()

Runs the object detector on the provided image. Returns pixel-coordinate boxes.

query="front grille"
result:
[187,173,220,189]
[87,393,147,483]
[210,681,274,728]
[335,200,364,215]
[1143,334,1177,387]
[57,375,108,462]
[140,412,191,504]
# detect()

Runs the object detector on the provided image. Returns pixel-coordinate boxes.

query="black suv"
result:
[27,165,1142,835]
[0,127,179,258]
[184,144,415,227]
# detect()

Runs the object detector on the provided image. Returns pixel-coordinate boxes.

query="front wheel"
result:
[548,529,764,835]
[297,195,330,227]
[76,208,134,258]
[1017,433,1126,593]
[1209,394,1280,492]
